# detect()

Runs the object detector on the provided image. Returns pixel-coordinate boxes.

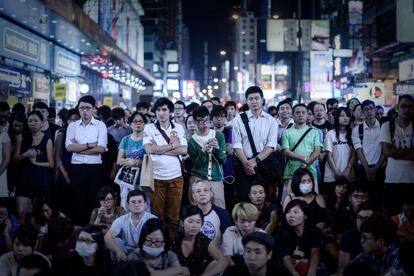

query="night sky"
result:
[182,0,296,84]
[182,0,241,83]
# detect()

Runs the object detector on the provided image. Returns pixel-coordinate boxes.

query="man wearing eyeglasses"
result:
[172,101,186,129]
[352,99,386,210]
[65,95,107,225]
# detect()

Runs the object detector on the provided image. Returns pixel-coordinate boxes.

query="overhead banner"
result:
[399,59,414,81]
[53,46,81,76]
[353,82,386,105]
[267,19,328,52]
[310,51,333,100]
[0,18,50,70]
[0,64,30,94]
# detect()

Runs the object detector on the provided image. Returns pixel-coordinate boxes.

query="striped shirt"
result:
[232,110,278,158]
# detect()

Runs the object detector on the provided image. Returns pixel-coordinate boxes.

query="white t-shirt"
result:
[351,120,382,165]
[201,208,222,245]
[380,121,414,183]
[324,130,352,182]
[143,122,187,180]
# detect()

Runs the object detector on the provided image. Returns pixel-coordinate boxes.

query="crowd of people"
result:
[0,85,413,276]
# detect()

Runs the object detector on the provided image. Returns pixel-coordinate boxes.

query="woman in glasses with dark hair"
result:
[89,186,125,233]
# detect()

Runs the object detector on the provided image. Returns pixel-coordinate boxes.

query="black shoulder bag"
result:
[240,112,285,183]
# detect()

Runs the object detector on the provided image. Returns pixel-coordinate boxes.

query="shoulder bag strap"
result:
[240,112,258,156]
[291,127,313,152]
[155,121,171,143]
[358,123,364,143]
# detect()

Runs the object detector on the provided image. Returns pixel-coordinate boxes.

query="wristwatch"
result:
[255,156,261,163]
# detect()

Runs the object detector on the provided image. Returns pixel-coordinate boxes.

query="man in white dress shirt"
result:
[232,86,278,202]
[65,95,107,225]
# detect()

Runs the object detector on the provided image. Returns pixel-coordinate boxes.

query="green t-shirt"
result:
[281,126,323,181]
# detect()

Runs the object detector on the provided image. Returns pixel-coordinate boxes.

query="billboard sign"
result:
[0,64,30,94]
[399,58,414,81]
[182,80,196,98]
[310,51,333,100]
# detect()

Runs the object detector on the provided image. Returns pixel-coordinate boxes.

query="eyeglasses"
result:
[196,118,210,124]
[79,106,93,111]
[144,239,164,246]
[100,198,114,203]
[132,120,144,125]
[352,194,369,200]
[174,107,184,111]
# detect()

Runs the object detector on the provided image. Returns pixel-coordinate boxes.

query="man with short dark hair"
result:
[173,101,186,128]
[201,100,214,113]
[97,105,115,127]
[108,107,132,144]
[352,99,386,209]
[189,106,227,208]
[104,190,156,262]
[351,214,400,274]
[232,86,278,202]
[225,101,237,127]
[66,95,107,225]
[211,97,221,106]
[143,97,187,235]
[136,102,151,115]
[326,98,339,110]
[380,94,414,215]
[223,232,288,275]
[375,105,384,122]
[281,104,322,201]
[312,103,332,136]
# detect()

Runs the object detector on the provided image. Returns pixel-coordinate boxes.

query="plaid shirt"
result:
[351,243,400,274]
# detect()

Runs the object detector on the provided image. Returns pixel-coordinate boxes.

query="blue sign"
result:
[53,46,80,76]
[0,64,31,94]
[0,18,50,70]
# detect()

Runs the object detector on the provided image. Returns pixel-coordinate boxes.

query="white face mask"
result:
[143,245,164,257]
[75,241,97,257]
[299,183,313,194]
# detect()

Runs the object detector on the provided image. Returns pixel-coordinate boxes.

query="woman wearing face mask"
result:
[277,199,323,276]
[68,224,110,276]
[14,111,54,223]
[323,107,355,203]
[283,168,326,231]
[127,218,190,276]
[170,205,228,276]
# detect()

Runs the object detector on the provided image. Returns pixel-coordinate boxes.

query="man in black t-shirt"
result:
[223,232,288,276]
[312,103,332,137]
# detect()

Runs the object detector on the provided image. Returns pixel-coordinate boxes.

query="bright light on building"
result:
[220,50,226,56]
[211,66,217,71]
[207,85,212,89]
[234,66,239,70]
[214,85,219,90]
[244,50,250,55]
[272,14,279,19]
[232,14,239,20]
[202,89,207,93]
[221,78,227,83]
[213,78,219,83]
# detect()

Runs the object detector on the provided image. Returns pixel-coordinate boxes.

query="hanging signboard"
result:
[0,64,30,94]
[32,72,50,100]
[0,18,50,70]
[54,83,66,100]
[53,46,81,76]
